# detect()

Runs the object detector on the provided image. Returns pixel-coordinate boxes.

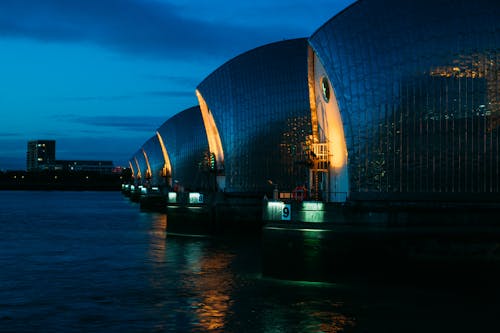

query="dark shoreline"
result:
[0,186,120,191]
[0,170,123,191]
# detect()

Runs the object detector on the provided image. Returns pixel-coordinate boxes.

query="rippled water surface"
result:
[0,191,499,332]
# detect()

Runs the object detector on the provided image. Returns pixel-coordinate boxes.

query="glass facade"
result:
[131,149,146,185]
[156,106,210,192]
[309,0,500,200]
[141,135,164,187]
[197,39,312,193]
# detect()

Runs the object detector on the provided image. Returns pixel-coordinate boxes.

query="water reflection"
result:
[147,213,167,264]
[143,215,355,332]
[182,250,235,332]
[145,215,235,332]
[259,296,355,333]
[1,192,497,332]
[309,306,355,333]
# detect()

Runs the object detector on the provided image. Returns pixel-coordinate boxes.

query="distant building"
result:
[26,140,114,173]
[55,160,114,174]
[26,140,56,171]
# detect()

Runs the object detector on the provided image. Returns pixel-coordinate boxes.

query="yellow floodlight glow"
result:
[142,148,152,179]
[308,49,349,202]
[156,131,172,181]
[307,47,319,141]
[312,52,347,171]
[134,157,142,179]
[196,90,225,168]
[128,161,135,178]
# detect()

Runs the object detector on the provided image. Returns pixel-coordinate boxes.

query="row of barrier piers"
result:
[122,184,500,284]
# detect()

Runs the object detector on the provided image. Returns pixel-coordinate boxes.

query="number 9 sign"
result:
[281,204,291,221]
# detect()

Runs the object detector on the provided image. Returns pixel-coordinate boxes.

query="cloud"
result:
[176,0,355,33]
[142,74,199,87]
[0,0,279,60]
[145,90,194,98]
[57,90,193,102]
[60,95,134,102]
[0,132,21,137]
[65,115,167,132]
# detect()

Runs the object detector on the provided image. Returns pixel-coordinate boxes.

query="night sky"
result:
[0,0,355,170]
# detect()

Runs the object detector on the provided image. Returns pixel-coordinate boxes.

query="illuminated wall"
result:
[141,135,164,187]
[196,39,312,193]
[156,131,172,186]
[156,106,210,191]
[308,48,349,202]
[309,0,500,200]
[128,160,136,180]
[132,150,144,184]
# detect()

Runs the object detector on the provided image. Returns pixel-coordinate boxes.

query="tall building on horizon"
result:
[26,139,114,173]
[26,140,56,171]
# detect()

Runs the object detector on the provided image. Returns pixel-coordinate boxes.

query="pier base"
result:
[262,201,500,283]
[166,192,263,236]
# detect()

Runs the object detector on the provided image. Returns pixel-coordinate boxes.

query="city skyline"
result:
[0,0,355,170]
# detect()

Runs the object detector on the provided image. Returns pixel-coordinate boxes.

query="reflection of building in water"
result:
[182,251,235,331]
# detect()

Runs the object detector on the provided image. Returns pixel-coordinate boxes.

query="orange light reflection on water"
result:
[148,214,167,264]
[183,251,235,332]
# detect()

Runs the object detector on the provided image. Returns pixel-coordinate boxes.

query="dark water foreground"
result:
[0,191,499,332]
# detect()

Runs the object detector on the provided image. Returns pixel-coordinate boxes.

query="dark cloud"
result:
[0,0,277,60]
[57,90,193,102]
[142,74,200,87]
[70,115,166,132]
[145,90,194,98]
[54,135,154,165]
[0,132,21,137]
[60,95,134,102]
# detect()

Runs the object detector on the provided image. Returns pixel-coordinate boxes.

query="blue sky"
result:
[0,0,354,170]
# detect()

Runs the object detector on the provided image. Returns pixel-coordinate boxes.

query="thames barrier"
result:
[122,0,500,282]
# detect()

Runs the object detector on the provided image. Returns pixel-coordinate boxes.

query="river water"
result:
[0,191,498,332]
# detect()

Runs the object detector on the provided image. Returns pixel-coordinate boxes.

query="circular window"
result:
[321,77,330,103]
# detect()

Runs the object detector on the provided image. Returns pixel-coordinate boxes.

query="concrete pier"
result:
[262,200,500,283]
[123,189,500,283]
[165,192,263,236]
